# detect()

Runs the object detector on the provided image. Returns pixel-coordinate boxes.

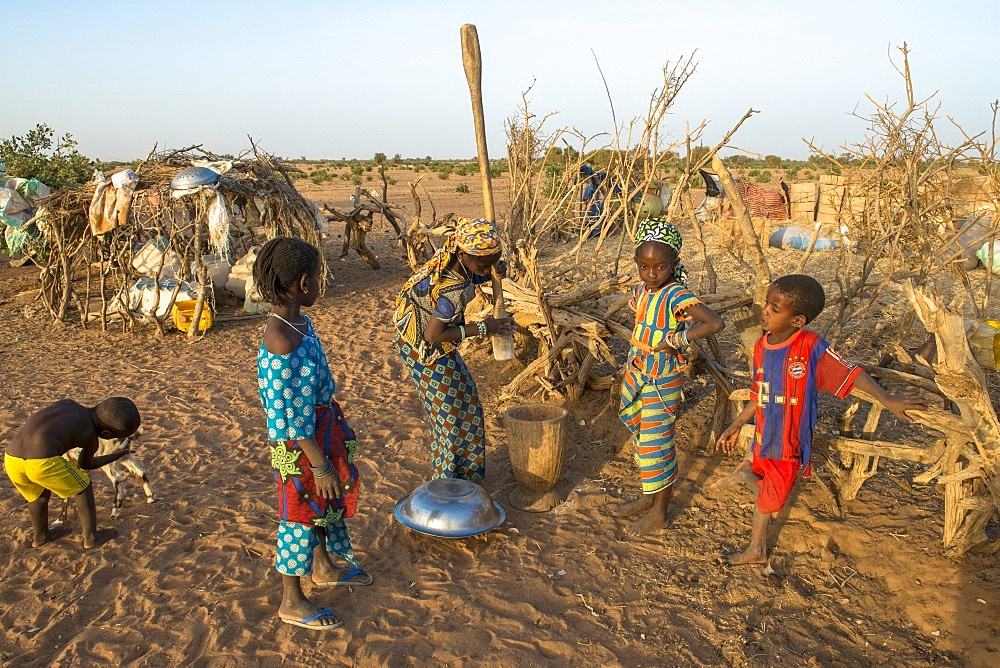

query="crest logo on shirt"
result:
[788,360,807,379]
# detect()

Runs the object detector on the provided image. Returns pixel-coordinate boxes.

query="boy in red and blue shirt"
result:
[714,275,926,566]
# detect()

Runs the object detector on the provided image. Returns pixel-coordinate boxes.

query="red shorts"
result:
[752,457,800,514]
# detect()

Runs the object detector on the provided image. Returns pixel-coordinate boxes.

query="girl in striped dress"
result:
[616,218,724,535]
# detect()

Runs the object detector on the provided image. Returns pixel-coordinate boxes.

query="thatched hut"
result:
[27,146,326,336]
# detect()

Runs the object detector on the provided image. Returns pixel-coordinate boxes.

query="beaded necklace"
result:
[269,312,310,333]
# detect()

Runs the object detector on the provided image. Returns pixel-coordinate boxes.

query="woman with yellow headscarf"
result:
[393,218,515,480]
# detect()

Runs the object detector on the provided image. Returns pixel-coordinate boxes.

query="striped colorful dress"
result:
[619,282,701,494]
[394,268,489,480]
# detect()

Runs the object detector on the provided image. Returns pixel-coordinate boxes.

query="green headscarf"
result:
[634,217,686,284]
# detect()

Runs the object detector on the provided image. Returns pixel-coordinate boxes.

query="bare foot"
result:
[83,528,117,549]
[710,460,758,492]
[611,496,654,518]
[624,510,670,536]
[721,547,768,566]
[32,526,70,548]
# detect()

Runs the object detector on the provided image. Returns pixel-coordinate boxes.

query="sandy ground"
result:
[0,169,998,667]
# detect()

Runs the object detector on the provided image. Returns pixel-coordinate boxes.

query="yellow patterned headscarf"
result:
[402,217,501,292]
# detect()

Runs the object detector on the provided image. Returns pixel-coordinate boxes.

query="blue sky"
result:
[7,0,998,162]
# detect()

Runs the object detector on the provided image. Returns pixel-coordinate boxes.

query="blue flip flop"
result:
[314,565,373,588]
[279,607,343,630]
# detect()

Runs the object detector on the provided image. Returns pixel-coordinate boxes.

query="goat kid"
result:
[54,426,155,525]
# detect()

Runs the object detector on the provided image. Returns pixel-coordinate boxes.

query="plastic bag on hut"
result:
[88,172,117,235]
[207,190,230,257]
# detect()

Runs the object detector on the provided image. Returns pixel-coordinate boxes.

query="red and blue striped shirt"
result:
[750,329,862,471]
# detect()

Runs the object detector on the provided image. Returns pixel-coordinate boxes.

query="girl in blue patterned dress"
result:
[255,237,371,632]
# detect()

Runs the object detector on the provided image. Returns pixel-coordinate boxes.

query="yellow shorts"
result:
[4,453,91,502]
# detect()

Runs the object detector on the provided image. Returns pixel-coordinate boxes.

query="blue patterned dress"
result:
[258,315,358,575]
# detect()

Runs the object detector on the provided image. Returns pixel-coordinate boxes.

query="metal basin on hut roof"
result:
[169,166,220,191]
[393,478,505,538]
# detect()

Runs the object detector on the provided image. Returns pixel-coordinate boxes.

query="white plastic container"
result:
[132,239,180,279]
[192,254,232,290]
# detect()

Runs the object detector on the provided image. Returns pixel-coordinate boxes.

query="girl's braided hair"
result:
[254,237,320,305]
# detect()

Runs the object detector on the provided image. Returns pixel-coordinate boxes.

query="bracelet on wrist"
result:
[310,459,335,478]
[458,324,467,341]
[477,321,488,340]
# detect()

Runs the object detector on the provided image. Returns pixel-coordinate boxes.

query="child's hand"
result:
[716,426,740,455]
[883,393,929,423]
[651,329,683,353]
[651,340,677,353]
[314,474,342,499]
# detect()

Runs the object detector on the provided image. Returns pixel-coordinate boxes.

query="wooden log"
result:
[586,374,617,391]
[546,276,631,308]
[813,434,945,465]
[566,352,596,402]
[731,306,760,375]
[188,199,209,339]
[906,282,1000,552]
[861,402,883,440]
[712,155,771,306]
[509,305,609,340]
[500,332,574,400]
[729,388,751,402]
[863,365,945,398]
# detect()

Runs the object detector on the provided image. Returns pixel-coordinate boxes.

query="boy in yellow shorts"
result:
[4,397,140,548]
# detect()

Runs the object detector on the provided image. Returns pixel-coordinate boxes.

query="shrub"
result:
[755,170,772,184]
[351,175,362,185]
[0,123,94,188]
[310,169,334,185]
[456,183,470,193]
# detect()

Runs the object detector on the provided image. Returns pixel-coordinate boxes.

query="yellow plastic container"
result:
[968,320,1000,370]
[172,299,212,333]
[987,321,1000,370]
